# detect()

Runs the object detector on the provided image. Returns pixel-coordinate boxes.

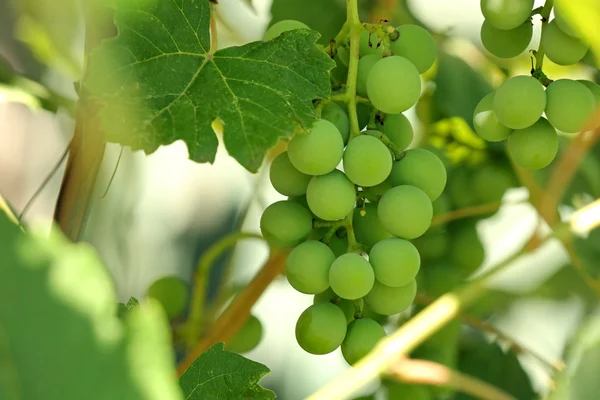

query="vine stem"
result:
[345,0,362,141]
[390,357,516,400]
[184,232,266,349]
[431,201,503,226]
[534,0,554,71]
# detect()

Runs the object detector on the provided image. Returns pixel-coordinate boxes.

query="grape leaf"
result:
[86,0,334,172]
[179,343,275,400]
[0,214,183,400]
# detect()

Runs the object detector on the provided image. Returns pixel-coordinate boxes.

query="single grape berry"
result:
[287,119,344,176]
[225,315,263,353]
[378,185,433,239]
[329,253,375,300]
[545,79,596,133]
[389,148,447,201]
[507,118,558,170]
[449,222,485,277]
[554,5,579,38]
[260,200,313,248]
[286,240,335,294]
[579,80,600,129]
[493,75,546,129]
[341,318,387,365]
[480,0,534,30]
[447,167,477,209]
[147,276,189,319]
[473,93,512,142]
[343,135,393,187]
[376,113,414,152]
[480,20,532,59]
[306,170,356,221]
[329,233,349,257]
[367,56,421,114]
[361,179,392,203]
[264,20,309,41]
[357,54,381,97]
[353,203,393,249]
[322,102,350,144]
[295,303,347,355]
[364,279,417,315]
[269,152,312,196]
[541,20,588,66]
[390,25,437,73]
[369,238,420,287]
[313,288,360,323]
[472,164,516,203]
[412,231,449,261]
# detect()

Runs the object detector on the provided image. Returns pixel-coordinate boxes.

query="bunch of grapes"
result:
[477,0,600,170]
[261,20,444,365]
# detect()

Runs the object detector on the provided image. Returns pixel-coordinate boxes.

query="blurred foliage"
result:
[556,0,600,63]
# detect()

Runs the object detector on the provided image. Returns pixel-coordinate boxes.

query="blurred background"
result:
[1,0,599,399]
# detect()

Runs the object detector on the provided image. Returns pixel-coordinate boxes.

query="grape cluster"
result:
[262,21,444,364]
[476,1,600,170]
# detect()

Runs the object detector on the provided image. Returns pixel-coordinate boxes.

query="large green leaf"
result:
[86,0,334,172]
[179,343,275,400]
[0,214,183,400]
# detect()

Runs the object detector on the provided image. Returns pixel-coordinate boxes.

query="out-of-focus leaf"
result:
[456,332,536,400]
[528,264,597,308]
[117,296,140,319]
[0,213,183,400]
[555,0,600,63]
[179,343,275,400]
[86,0,333,172]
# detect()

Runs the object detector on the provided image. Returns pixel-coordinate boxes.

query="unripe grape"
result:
[286,240,335,294]
[147,276,189,319]
[265,20,309,41]
[329,253,375,300]
[364,279,417,315]
[449,222,485,277]
[473,164,516,203]
[378,185,433,239]
[389,148,447,201]
[341,318,386,365]
[480,20,532,59]
[306,170,355,221]
[376,113,413,152]
[357,55,381,97]
[322,102,350,144]
[367,56,421,114]
[269,152,311,196]
[295,303,347,354]
[554,5,579,38]
[369,238,420,287]
[541,20,588,66]
[353,203,393,249]
[260,201,313,248]
[480,0,534,30]
[288,119,344,175]
[493,75,546,129]
[225,315,262,353]
[545,79,595,133]
[507,118,558,170]
[390,25,437,73]
[343,135,393,187]
[473,93,512,142]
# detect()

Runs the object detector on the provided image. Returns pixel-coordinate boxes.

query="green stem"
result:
[346,0,362,141]
[534,0,554,71]
[184,232,265,349]
[345,205,358,252]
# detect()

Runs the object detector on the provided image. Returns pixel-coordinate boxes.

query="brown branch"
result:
[389,357,516,400]
[432,201,502,226]
[177,248,289,375]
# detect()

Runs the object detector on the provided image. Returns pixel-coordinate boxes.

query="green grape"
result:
[364,279,416,315]
[361,179,392,203]
[356,102,371,130]
[545,79,596,133]
[376,113,413,152]
[447,167,477,208]
[554,5,579,38]
[422,262,462,297]
[329,253,375,300]
[508,118,558,170]
[387,382,432,400]
[583,50,599,68]
[412,231,448,261]
[287,195,310,210]
[307,170,355,221]
[433,193,451,216]
[286,240,335,294]
[341,318,386,365]
[329,233,349,257]
[225,315,262,353]
[295,303,347,354]
[480,20,532,59]
[378,185,433,239]
[493,75,546,129]
[269,152,311,196]
[473,93,512,142]
[389,148,447,201]
[449,222,485,277]
[541,20,588,66]
[288,119,344,176]
[146,276,189,319]
[264,20,309,41]
[313,288,358,323]
[390,25,437,73]
[579,80,600,129]
[359,30,384,57]
[353,203,393,248]
[260,201,313,248]
[367,56,422,114]
[473,164,516,203]
[322,102,350,144]
[361,302,388,325]
[357,54,381,97]
[343,135,393,187]
[369,238,420,287]
[480,0,534,30]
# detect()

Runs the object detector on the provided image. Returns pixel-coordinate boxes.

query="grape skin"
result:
[389,148,447,201]
[322,102,350,144]
[480,0,534,30]
[367,56,422,114]
[541,20,588,66]
[341,318,387,365]
[579,80,600,129]
[147,276,189,319]
[376,113,413,152]
[412,231,449,261]
[480,20,532,59]
[260,200,313,248]
[507,117,558,170]
[313,288,361,323]
[307,170,356,221]
[288,119,344,176]
[343,135,393,187]
[554,5,579,38]
[472,164,516,203]
[449,222,485,278]
[264,20,309,41]
[357,54,381,97]
[295,303,347,355]
[378,185,433,239]
[329,253,375,300]
[369,238,421,287]
[545,79,596,133]
[269,151,312,196]
[285,240,335,294]
[390,25,437,73]
[364,279,417,315]
[225,315,263,353]
[353,203,393,249]
[493,75,546,129]
[473,93,512,142]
